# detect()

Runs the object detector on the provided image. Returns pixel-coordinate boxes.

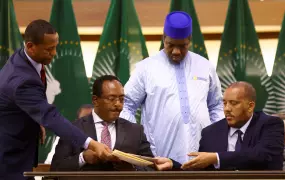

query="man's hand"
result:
[154,157,173,171]
[181,152,217,170]
[83,149,99,164]
[87,140,115,162]
[39,125,46,145]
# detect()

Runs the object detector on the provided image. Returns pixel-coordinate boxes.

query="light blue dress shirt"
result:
[24,49,42,76]
[120,50,224,164]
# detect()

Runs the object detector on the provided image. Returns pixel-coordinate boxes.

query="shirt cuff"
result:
[213,153,220,169]
[83,137,92,149]
[79,152,86,168]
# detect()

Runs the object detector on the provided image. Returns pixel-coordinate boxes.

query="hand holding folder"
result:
[112,149,154,167]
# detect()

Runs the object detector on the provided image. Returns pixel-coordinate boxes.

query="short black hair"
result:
[227,81,256,102]
[92,75,121,97]
[24,19,57,45]
[76,104,93,119]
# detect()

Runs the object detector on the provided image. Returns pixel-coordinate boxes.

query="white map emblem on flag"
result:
[45,66,61,104]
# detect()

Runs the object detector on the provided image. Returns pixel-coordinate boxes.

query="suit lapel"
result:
[82,114,97,141]
[18,49,46,165]
[114,119,126,150]
[19,49,40,76]
[218,119,229,151]
[242,113,258,147]
[19,49,47,91]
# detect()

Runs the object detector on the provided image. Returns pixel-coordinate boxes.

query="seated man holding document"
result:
[51,75,173,171]
[180,82,284,170]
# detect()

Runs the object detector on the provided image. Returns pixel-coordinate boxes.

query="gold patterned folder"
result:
[112,149,154,167]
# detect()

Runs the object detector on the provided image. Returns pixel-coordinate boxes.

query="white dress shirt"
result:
[215,115,253,168]
[44,136,60,164]
[79,110,116,166]
[227,116,252,151]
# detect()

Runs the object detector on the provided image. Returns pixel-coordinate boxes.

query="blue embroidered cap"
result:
[164,11,192,39]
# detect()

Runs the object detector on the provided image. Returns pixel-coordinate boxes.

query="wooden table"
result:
[25,171,285,180]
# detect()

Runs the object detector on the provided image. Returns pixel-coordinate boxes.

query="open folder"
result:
[112,149,154,167]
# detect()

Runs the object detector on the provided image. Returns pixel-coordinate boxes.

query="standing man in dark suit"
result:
[51,75,173,171]
[0,20,114,180]
[180,81,284,170]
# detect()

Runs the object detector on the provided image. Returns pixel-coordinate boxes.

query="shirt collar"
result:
[161,50,189,67]
[92,110,115,124]
[229,114,253,137]
[24,49,42,76]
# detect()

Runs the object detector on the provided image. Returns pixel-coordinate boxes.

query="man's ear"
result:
[248,101,255,113]
[92,95,99,107]
[25,42,35,53]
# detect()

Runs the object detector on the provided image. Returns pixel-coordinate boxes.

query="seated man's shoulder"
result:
[257,111,283,126]
[118,118,142,128]
[202,118,227,135]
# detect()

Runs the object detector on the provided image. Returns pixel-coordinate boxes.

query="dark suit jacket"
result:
[50,114,154,171]
[0,49,88,179]
[199,111,284,170]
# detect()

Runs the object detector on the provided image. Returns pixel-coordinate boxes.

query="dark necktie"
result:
[40,65,47,91]
[235,130,243,152]
[101,122,111,149]
[34,65,46,166]
[40,65,46,84]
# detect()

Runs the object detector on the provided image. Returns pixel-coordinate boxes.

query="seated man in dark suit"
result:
[271,114,285,170]
[51,75,173,171]
[180,81,284,170]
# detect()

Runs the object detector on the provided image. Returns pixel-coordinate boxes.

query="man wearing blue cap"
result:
[120,11,224,165]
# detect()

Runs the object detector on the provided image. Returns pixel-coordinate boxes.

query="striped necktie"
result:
[101,122,111,149]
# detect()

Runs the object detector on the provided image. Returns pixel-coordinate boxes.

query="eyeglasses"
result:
[100,96,124,103]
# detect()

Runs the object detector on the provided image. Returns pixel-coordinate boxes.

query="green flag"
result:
[0,0,23,69]
[38,0,91,162]
[90,0,148,86]
[216,0,275,114]
[159,0,208,59]
[271,13,285,113]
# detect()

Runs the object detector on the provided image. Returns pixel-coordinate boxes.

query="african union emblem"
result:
[217,44,275,114]
[41,39,91,160]
[45,66,61,104]
[271,52,285,113]
[46,40,86,105]
[90,37,147,87]
[45,41,84,105]
[90,37,148,124]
